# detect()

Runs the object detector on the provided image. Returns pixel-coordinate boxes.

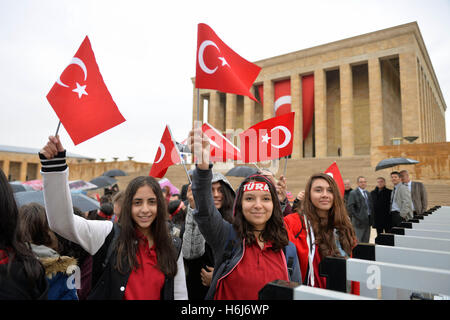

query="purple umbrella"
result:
[158,178,179,195]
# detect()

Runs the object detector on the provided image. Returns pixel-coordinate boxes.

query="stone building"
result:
[0,145,94,181]
[191,22,447,164]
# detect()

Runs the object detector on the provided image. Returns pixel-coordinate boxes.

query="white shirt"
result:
[391,184,401,212]
[404,181,415,210]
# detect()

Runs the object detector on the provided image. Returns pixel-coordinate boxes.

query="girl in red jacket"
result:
[284,173,357,292]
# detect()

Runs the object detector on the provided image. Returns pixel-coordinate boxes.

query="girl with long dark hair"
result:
[0,169,48,299]
[284,173,357,290]
[187,129,300,300]
[39,136,187,300]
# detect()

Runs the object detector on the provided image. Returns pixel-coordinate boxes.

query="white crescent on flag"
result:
[198,40,219,74]
[56,57,88,88]
[274,95,291,113]
[154,143,166,163]
[270,125,291,149]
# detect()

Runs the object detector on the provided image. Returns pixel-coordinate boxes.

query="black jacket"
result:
[370,187,392,229]
[87,224,181,300]
[0,254,48,300]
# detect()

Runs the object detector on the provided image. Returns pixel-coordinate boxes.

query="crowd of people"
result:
[0,131,428,300]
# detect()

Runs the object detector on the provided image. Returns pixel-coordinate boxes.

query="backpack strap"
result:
[102,223,121,269]
[282,246,294,279]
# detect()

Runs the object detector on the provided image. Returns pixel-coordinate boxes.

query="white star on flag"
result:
[72,82,88,99]
[218,57,229,67]
[261,133,271,144]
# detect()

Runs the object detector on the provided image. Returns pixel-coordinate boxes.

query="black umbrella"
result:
[9,183,27,193]
[102,169,127,177]
[375,157,420,171]
[90,176,117,188]
[225,166,258,178]
[14,191,99,212]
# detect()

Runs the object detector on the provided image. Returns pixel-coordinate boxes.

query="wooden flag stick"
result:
[55,121,61,137]
[182,159,192,184]
[253,162,262,172]
[283,156,288,177]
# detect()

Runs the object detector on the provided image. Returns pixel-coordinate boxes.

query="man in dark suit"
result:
[347,176,374,243]
[399,170,428,215]
[370,177,392,236]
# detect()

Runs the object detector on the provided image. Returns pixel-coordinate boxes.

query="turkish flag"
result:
[302,74,314,140]
[239,112,295,163]
[46,36,125,145]
[324,162,345,197]
[274,79,291,117]
[149,125,181,178]
[202,122,241,162]
[195,23,261,101]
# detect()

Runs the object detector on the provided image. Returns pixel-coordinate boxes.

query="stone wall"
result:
[373,142,450,181]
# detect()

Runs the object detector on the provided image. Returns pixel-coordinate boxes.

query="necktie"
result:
[363,191,370,215]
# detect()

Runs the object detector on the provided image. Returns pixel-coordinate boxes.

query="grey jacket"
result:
[411,181,428,214]
[182,171,235,260]
[346,188,374,228]
[191,166,301,300]
[391,183,413,220]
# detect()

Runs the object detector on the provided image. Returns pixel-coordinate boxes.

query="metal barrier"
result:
[390,227,450,240]
[320,256,450,299]
[376,233,450,251]
[258,280,374,300]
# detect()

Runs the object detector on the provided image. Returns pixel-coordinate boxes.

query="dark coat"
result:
[87,225,180,300]
[0,252,49,300]
[370,187,392,229]
[191,166,301,300]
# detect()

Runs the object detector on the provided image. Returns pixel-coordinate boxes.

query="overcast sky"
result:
[1,0,449,163]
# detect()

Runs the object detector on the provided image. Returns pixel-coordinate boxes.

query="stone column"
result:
[243,88,255,129]
[340,63,354,157]
[291,74,303,159]
[399,52,420,141]
[20,162,27,182]
[2,159,10,180]
[314,69,327,158]
[368,58,384,150]
[263,79,274,120]
[226,94,237,130]
[209,91,220,129]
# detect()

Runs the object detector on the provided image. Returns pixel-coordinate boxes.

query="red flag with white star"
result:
[324,162,345,197]
[46,36,125,145]
[239,112,295,163]
[195,23,261,101]
[202,122,241,162]
[149,125,181,178]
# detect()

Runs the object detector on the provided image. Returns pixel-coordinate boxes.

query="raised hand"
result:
[40,135,64,159]
[187,127,210,170]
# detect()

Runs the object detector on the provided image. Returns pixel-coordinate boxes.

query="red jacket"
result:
[283,213,360,295]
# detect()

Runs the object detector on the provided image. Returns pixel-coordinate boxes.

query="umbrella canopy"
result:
[22,179,43,191]
[225,166,258,178]
[158,178,180,195]
[375,157,420,171]
[14,191,100,212]
[9,182,27,193]
[90,176,117,188]
[102,169,128,177]
[69,180,98,191]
